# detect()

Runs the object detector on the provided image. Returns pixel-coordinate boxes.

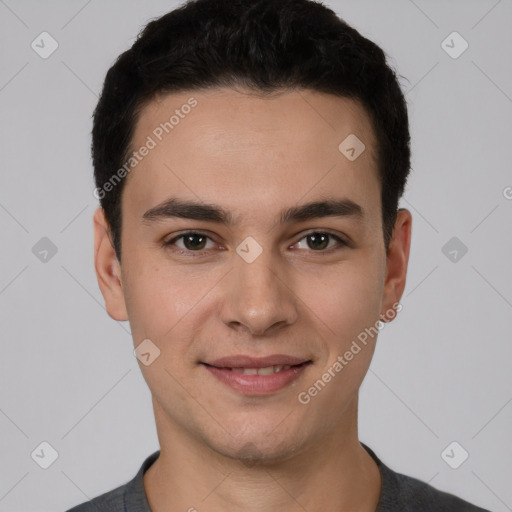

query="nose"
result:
[218,245,298,337]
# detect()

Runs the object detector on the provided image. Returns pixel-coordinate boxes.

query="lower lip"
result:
[203,363,310,395]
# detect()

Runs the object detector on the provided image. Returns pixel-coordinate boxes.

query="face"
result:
[94,87,411,462]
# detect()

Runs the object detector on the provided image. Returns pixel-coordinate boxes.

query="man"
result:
[67,0,491,510]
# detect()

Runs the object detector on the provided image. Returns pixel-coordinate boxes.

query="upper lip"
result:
[204,355,311,368]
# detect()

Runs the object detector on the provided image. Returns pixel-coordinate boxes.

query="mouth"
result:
[201,355,313,395]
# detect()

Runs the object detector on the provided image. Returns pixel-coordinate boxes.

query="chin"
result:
[200,420,311,466]
[214,438,300,466]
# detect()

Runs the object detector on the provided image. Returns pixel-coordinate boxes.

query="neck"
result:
[144,397,381,512]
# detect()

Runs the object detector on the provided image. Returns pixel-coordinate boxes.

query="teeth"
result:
[235,364,293,375]
[257,366,275,375]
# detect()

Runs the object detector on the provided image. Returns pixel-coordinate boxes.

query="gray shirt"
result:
[66,443,492,511]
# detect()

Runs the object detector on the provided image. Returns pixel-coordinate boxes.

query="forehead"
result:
[124,87,380,224]
[135,87,376,155]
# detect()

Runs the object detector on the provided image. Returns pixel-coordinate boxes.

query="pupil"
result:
[185,234,206,250]
[308,233,328,250]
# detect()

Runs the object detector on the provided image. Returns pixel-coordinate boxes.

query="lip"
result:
[202,354,312,396]
[206,354,309,368]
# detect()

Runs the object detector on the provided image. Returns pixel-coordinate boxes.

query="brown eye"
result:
[182,233,208,250]
[294,232,346,252]
[164,231,216,254]
[306,233,329,250]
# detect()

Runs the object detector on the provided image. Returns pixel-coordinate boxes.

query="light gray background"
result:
[1,0,511,510]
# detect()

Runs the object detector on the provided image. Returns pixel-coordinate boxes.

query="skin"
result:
[94,87,412,511]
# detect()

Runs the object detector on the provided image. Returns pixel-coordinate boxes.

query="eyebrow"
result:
[142,197,364,226]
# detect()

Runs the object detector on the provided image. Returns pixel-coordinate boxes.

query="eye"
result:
[163,231,217,255]
[293,231,347,252]
[163,230,348,257]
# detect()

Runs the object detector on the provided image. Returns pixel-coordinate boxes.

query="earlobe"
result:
[93,207,129,321]
[380,208,412,321]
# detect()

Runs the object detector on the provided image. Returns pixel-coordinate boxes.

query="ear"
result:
[380,208,412,322]
[93,207,128,321]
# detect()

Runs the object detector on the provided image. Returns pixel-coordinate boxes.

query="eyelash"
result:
[163,230,348,257]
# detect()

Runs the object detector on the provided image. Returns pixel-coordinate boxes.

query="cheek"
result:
[295,259,384,414]
[296,256,385,346]
[122,242,385,355]
[122,258,211,346]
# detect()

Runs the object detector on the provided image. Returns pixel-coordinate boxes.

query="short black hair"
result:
[92,0,411,262]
